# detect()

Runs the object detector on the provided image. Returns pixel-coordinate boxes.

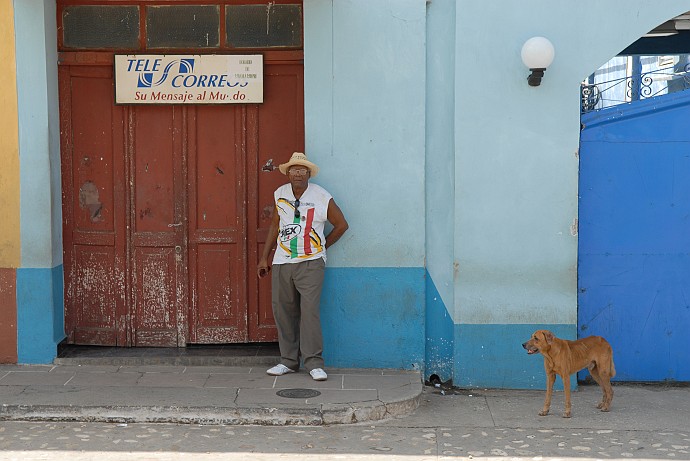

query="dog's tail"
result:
[609,354,616,378]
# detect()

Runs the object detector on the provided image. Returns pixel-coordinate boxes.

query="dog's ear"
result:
[542,331,554,344]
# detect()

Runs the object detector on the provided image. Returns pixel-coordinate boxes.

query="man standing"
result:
[257,152,349,381]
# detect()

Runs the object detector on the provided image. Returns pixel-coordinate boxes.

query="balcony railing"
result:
[581,63,690,113]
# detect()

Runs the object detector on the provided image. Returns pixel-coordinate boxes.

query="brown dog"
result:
[522,329,615,418]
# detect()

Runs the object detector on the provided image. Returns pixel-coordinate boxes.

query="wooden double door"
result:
[60,52,303,346]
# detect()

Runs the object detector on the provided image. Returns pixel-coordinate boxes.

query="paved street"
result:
[2,384,690,460]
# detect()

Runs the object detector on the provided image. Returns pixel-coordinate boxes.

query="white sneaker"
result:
[309,368,328,381]
[266,364,295,376]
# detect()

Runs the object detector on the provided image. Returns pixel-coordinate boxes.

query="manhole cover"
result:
[276,388,321,399]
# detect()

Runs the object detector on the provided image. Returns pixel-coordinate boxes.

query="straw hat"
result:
[278,152,319,177]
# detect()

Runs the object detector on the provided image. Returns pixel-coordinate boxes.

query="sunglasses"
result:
[294,199,300,219]
[289,167,309,176]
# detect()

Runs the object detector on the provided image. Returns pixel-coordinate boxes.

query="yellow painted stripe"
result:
[0,0,20,267]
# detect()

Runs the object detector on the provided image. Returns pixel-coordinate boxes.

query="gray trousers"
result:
[271,258,326,371]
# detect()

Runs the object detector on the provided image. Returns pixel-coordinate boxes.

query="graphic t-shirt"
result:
[272,183,332,265]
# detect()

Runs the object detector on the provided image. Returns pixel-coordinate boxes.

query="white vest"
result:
[272,183,332,264]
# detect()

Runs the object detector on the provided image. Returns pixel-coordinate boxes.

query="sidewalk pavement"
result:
[3,349,690,460]
[1,354,690,432]
[0,362,422,426]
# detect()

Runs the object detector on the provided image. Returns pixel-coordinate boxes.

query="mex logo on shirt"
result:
[279,224,302,242]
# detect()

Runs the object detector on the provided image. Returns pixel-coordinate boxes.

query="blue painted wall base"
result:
[321,267,425,370]
[424,272,453,382]
[17,265,65,364]
[455,324,577,389]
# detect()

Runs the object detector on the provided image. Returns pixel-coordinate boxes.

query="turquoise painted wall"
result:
[304,0,428,372]
[304,0,427,269]
[15,0,64,363]
[424,0,456,382]
[451,1,690,387]
[16,0,61,268]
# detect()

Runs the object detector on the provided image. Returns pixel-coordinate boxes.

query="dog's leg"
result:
[600,377,613,412]
[590,363,613,411]
[562,373,572,418]
[599,371,613,412]
[588,364,606,409]
[539,372,555,416]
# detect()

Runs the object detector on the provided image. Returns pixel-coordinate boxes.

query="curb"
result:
[0,388,421,425]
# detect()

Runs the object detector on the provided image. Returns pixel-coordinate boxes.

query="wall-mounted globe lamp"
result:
[520,37,555,87]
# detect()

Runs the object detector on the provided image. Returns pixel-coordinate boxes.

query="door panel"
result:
[188,105,247,343]
[61,65,127,345]
[130,106,186,346]
[72,246,117,345]
[133,247,179,346]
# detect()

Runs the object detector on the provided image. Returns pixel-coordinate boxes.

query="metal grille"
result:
[581,61,690,114]
[147,6,220,49]
[227,4,302,48]
[62,6,140,49]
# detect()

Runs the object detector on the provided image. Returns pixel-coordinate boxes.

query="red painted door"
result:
[61,54,303,346]
[130,106,187,346]
[61,63,128,346]
[187,104,248,343]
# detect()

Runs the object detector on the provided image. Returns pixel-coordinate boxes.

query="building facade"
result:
[1,0,689,388]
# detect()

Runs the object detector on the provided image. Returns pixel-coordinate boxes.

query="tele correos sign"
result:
[114,54,263,104]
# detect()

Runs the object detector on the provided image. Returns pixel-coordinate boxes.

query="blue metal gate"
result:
[579,90,690,382]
